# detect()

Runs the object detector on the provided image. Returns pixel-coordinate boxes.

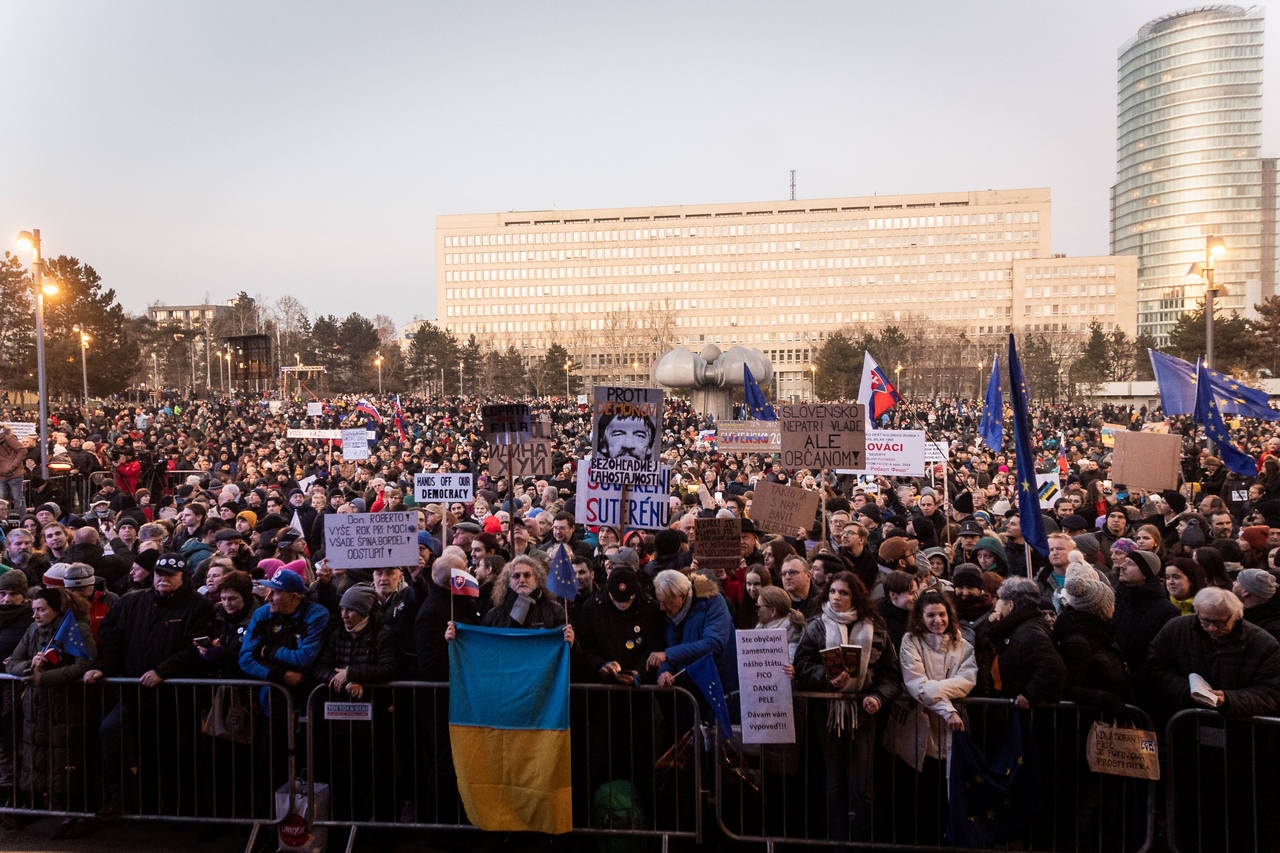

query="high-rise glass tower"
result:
[1112,6,1271,344]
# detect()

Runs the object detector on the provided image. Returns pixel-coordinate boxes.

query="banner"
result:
[1036,473,1061,509]
[414,473,474,504]
[323,511,419,569]
[750,480,820,535]
[589,387,664,486]
[837,429,926,477]
[716,421,782,453]
[777,403,866,470]
[574,459,669,530]
[735,628,796,744]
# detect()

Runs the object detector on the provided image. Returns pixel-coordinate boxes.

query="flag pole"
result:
[1025,541,1033,580]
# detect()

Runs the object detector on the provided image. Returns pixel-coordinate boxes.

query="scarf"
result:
[819,602,875,736]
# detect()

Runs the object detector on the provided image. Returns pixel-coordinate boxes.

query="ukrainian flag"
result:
[448,623,572,834]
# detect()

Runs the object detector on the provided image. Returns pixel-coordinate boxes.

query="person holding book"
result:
[794,571,901,841]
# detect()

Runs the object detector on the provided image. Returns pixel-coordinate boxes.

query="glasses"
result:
[1198,615,1233,629]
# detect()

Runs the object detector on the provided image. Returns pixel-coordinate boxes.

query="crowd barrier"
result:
[1164,709,1280,853]
[716,694,1156,853]
[303,681,705,851]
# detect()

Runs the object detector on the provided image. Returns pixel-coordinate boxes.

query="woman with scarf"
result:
[794,571,900,841]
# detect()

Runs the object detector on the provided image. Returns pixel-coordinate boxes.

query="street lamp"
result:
[72,325,90,405]
[375,354,384,395]
[1187,235,1227,369]
[564,360,573,400]
[224,349,232,392]
[895,362,902,394]
[809,364,818,399]
[978,359,985,399]
[16,230,58,479]
[151,353,159,403]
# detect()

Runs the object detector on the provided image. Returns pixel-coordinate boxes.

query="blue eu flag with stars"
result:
[1194,359,1259,477]
[1007,335,1048,557]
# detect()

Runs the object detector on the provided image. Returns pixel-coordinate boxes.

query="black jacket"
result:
[1052,607,1130,712]
[94,583,215,678]
[1147,614,1280,720]
[985,605,1066,704]
[572,588,666,683]
[1113,580,1179,677]
[1245,595,1280,643]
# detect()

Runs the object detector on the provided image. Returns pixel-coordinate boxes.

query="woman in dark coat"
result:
[5,587,96,811]
[983,577,1066,707]
[1052,562,1130,713]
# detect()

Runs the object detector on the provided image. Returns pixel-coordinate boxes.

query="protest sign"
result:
[1100,422,1126,448]
[924,440,949,463]
[777,403,866,470]
[735,628,795,745]
[574,460,670,530]
[589,386,664,486]
[716,421,782,453]
[287,428,343,440]
[532,416,554,439]
[694,517,741,574]
[323,511,419,569]
[1140,421,1170,434]
[750,480,821,535]
[268,400,282,414]
[837,429,926,477]
[482,403,532,446]
[1,422,36,440]
[1037,473,1061,509]
[306,402,323,417]
[340,428,370,460]
[414,473,474,504]
[488,439,554,479]
[1111,431,1182,492]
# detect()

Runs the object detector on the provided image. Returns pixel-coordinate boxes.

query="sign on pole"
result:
[414,473,474,505]
[750,480,821,536]
[924,440,950,463]
[777,403,866,470]
[323,511,419,569]
[735,628,796,744]
[589,386,664,486]
[487,439,554,479]
[694,517,741,575]
[306,402,323,417]
[340,428,370,460]
[837,429,927,477]
[716,421,782,454]
[482,404,532,446]
[573,459,670,530]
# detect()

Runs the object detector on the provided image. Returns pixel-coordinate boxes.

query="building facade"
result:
[1112,5,1273,344]
[147,302,231,329]
[437,188,1136,398]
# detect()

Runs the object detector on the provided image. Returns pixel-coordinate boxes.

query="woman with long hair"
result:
[1133,524,1166,562]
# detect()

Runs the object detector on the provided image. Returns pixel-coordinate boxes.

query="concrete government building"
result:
[437,188,1136,399]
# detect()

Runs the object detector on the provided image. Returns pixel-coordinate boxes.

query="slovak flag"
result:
[1057,432,1070,478]
[450,568,481,598]
[355,399,383,425]
[858,351,903,424]
[391,395,408,444]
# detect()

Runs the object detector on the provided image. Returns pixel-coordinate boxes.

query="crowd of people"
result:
[0,390,1278,844]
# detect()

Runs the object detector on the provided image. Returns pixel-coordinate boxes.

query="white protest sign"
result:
[735,628,795,744]
[268,400,282,414]
[414,473,474,504]
[323,511,419,569]
[837,429,926,478]
[574,459,670,530]
[924,440,950,463]
[1,422,37,440]
[323,702,373,722]
[1037,472,1061,509]
[287,428,342,440]
[306,402,323,417]
[589,386,664,486]
[340,428,370,460]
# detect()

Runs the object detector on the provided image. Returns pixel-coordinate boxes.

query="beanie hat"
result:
[1241,525,1270,552]
[952,563,984,589]
[1236,568,1278,602]
[1072,533,1102,558]
[41,563,71,588]
[483,516,503,535]
[236,510,258,530]
[857,504,881,524]
[0,570,28,595]
[1129,549,1161,581]
[1110,537,1138,555]
[1160,490,1187,515]
[1180,524,1206,549]
[1062,556,1115,620]
[62,562,96,590]
[654,528,685,559]
[257,558,285,580]
[953,491,975,515]
[339,584,379,615]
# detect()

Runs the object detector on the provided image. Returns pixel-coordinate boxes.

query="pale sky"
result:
[4,1,1278,329]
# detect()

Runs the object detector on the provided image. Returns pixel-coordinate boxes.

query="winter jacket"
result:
[572,586,666,683]
[1147,614,1280,720]
[1052,607,1130,712]
[314,620,396,689]
[0,429,25,479]
[794,611,902,732]
[1244,595,1280,643]
[658,574,738,692]
[985,605,1066,704]
[239,599,330,686]
[1113,580,1179,677]
[94,584,214,679]
[896,631,977,769]
[0,601,34,661]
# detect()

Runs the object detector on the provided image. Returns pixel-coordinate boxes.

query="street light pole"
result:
[375,354,384,396]
[564,360,572,400]
[1189,236,1227,370]
[18,229,55,479]
[73,326,90,406]
[151,353,159,403]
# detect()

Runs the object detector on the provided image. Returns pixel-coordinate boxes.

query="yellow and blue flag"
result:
[448,623,572,834]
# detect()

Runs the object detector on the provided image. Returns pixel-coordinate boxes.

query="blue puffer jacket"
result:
[239,599,329,713]
[659,574,738,692]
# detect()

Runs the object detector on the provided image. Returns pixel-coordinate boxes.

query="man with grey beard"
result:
[4,530,45,588]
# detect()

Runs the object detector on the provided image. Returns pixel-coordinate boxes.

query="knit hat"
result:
[857,504,881,524]
[1240,525,1270,552]
[63,562,96,590]
[133,550,160,574]
[483,516,503,535]
[952,563,984,589]
[236,510,258,530]
[1236,568,1278,602]
[1110,537,1138,555]
[1160,490,1187,514]
[1061,514,1090,533]
[1128,549,1160,581]
[1062,557,1115,620]
[607,547,641,571]
[257,558,285,579]
[0,570,29,595]
[1180,524,1206,549]
[339,584,379,615]
[1072,533,1102,558]
[41,563,70,588]
[654,528,685,560]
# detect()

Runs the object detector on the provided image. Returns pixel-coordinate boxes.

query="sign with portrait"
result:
[588,386,664,486]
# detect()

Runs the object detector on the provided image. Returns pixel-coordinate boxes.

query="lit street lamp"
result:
[17,230,58,479]
[72,325,90,405]
[151,353,159,403]
[224,349,232,392]
[564,360,573,400]
[809,364,817,399]
[1187,235,1227,370]
[895,361,904,397]
[375,354,384,395]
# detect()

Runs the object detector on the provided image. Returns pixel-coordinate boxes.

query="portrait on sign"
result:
[589,386,663,486]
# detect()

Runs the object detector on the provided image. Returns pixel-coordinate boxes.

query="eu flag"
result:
[546,544,578,602]
[1150,349,1280,420]
[743,364,777,421]
[1007,335,1048,557]
[48,611,92,661]
[979,356,1003,451]
[683,652,734,742]
[1194,359,1259,477]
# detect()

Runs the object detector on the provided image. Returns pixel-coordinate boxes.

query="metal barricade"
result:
[0,674,293,836]
[1165,710,1280,853]
[715,694,1155,852]
[304,680,704,850]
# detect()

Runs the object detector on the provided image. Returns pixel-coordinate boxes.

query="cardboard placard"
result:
[306,402,323,417]
[1100,422,1126,448]
[487,439,554,479]
[573,459,670,530]
[589,386,664,486]
[414,473,474,504]
[323,511,419,569]
[482,403,532,446]
[716,421,782,453]
[694,517,741,574]
[340,428,370,460]
[735,628,796,745]
[1111,431,1182,492]
[777,403,866,470]
[750,480,821,536]
[839,429,926,477]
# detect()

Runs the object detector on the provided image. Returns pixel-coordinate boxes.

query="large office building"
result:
[1112,5,1274,344]
[437,188,1136,398]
